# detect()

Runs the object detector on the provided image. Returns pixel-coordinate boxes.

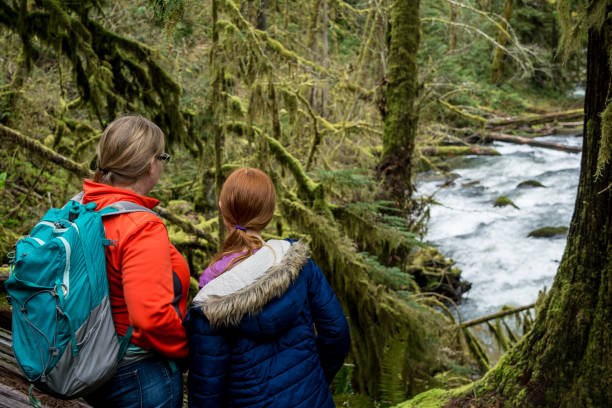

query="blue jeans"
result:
[86,357,183,408]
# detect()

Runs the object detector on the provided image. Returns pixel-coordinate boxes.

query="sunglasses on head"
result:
[156,153,171,163]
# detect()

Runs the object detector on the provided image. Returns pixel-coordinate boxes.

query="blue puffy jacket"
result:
[186,240,350,407]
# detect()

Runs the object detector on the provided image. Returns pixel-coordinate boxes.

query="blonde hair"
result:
[93,115,165,184]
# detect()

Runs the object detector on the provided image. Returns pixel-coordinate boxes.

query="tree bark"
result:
[479,19,612,406]
[378,0,420,207]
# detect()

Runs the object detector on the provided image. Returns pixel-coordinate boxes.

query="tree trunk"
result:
[491,0,513,84]
[481,20,612,407]
[399,7,612,408]
[256,0,267,30]
[378,0,420,207]
[449,2,457,51]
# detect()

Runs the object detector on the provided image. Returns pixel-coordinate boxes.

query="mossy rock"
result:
[493,196,519,209]
[517,180,545,188]
[394,388,448,408]
[527,226,568,238]
[408,247,471,301]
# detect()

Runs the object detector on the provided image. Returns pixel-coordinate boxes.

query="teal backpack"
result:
[4,193,157,399]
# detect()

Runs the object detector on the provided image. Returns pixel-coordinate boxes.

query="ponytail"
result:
[209,168,276,274]
[219,228,265,273]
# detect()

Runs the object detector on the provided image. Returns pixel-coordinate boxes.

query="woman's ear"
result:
[147,156,156,175]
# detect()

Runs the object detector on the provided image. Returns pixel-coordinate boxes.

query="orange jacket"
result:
[82,180,190,359]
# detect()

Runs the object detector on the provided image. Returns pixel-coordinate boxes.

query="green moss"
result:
[597,98,612,178]
[517,180,545,188]
[333,393,375,408]
[527,226,568,238]
[493,196,519,209]
[394,388,448,408]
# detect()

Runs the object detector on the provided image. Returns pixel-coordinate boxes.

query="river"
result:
[416,135,582,321]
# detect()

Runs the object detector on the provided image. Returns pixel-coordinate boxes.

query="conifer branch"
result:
[0,124,90,178]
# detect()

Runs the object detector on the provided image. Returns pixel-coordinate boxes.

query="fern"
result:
[379,333,408,407]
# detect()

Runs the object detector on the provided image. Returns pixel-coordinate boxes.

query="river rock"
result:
[528,226,568,238]
[493,196,519,209]
[517,180,546,188]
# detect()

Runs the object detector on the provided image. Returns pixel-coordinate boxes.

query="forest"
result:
[0,0,610,407]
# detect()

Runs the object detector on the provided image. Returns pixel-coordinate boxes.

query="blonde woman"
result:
[83,115,189,408]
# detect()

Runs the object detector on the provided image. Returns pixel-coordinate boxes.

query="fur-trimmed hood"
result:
[193,240,310,329]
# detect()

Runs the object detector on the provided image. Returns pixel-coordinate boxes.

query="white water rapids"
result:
[416,135,582,320]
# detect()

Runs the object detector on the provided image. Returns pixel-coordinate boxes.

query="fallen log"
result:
[486,109,583,128]
[558,121,583,127]
[421,145,500,157]
[553,127,583,136]
[509,123,583,137]
[0,328,91,407]
[457,303,535,328]
[486,133,582,153]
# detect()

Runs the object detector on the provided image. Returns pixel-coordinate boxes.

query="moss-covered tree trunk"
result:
[491,0,513,84]
[402,11,612,408]
[482,18,612,406]
[378,0,420,207]
[449,2,457,51]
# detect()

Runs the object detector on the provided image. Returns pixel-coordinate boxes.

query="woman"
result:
[186,168,350,408]
[83,115,189,408]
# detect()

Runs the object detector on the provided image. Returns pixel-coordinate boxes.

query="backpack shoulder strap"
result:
[103,201,160,219]
[70,191,85,204]
[65,191,160,218]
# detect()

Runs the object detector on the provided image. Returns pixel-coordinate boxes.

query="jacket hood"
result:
[193,240,309,329]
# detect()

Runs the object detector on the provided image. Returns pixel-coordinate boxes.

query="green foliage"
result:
[379,332,409,406]
[313,167,374,190]
[332,363,356,396]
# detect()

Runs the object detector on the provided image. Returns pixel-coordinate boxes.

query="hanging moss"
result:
[597,100,612,178]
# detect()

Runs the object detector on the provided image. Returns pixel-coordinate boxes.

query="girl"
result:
[83,115,188,408]
[186,168,350,407]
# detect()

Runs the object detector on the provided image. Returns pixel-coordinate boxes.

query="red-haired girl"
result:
[186,168,350,407]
